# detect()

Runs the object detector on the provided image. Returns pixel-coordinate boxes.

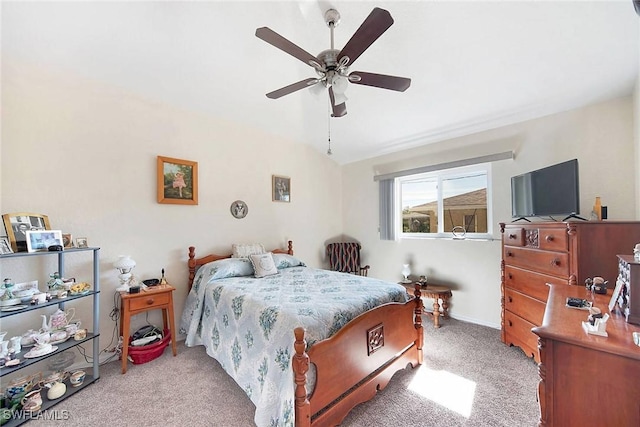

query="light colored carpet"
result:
[33,318,539,427]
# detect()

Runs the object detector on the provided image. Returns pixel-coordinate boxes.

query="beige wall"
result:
[636,23,640,217]
[0,59,343,346]
[342,96,636,327]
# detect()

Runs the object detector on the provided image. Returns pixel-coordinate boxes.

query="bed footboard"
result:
[294,286,423,427]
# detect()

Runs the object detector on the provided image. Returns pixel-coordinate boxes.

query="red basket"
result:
[127,329,171,365]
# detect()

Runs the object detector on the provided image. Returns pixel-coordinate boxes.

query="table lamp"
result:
[114,255,136,292]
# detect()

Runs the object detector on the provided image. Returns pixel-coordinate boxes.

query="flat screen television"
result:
[511,159,580,220]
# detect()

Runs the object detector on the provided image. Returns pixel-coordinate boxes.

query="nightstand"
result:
[401,282,452,328]
[119,284,178,373]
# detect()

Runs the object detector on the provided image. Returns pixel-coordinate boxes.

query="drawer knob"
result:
[545,235,554,242]
[506,251,513,257]
[508,296,513,303]
[508,273,513,279]
[146,298,154,305]
[508,320,513,327]
[508,234,517,239]
[551,258,560,266]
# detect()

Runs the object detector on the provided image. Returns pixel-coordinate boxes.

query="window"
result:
[398,163,492,239]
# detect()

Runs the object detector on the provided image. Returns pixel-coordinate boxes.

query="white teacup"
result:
[70,370,86,387]
[50,330,68,342]
[32,292,47,304]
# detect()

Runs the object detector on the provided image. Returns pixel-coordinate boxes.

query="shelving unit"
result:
[0,247,100,426]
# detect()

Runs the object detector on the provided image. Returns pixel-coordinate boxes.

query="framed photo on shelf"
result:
[2,212,51,252]
[76,237,88,248]
[25,229,63,253]
[157,156,198,205]
[272,175,291,202]
[62,233,74,249]
[0,237,13,254]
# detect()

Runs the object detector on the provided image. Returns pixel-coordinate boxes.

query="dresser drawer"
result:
[504,246,569,277]
[504,265,562,302]
[128,292,171,311]
[504,288,546,325]
[537,228,568,252]
[504,310,539,360]
[503,227,525,247]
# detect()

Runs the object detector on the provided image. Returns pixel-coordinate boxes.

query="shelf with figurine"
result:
[0,246,100,427]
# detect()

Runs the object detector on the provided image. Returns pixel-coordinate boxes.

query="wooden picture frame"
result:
[157,156,198,205]
[0,237,13,255]
[62,233,74,249]
[2,212,51,252]
[76,237,88,248]
[272,175,291,202]
[25,229,63,252]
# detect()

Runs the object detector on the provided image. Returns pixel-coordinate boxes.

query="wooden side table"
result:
[402,282,452,328]
[119,284,178,373]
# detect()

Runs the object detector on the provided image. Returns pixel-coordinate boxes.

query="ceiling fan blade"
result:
[328,87,347,117]
[337,8,394,67]
[349,71,411,92]
[266,78,319,99]
[256,27,320,68]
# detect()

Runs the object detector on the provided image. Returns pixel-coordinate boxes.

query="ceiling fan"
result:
[255,7,411,118]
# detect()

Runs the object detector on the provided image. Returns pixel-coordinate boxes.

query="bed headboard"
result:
[187,240,294,290]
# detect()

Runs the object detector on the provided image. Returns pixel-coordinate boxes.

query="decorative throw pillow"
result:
[249,252,279,278]
[232,243,266,258]
[272,253,306,269]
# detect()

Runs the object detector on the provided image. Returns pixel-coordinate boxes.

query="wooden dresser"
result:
[532,285,640,426]
[500,221,640,362]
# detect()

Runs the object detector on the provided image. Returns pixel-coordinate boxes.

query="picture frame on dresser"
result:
[2,212,51,252]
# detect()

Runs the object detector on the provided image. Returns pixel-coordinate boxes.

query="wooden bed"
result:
[187,241,424,427]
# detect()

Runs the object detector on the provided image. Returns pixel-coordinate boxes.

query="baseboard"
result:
[423,310,500,329]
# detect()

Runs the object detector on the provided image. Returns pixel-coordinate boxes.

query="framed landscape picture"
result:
[2,212,51,252]
[272,175,291,202]
[157,156,198,205]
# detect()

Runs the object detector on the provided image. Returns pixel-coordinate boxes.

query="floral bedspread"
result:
[179,257,408,427]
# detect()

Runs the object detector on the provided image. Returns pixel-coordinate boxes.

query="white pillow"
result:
[249,252,279,278]
[232,243,265,259]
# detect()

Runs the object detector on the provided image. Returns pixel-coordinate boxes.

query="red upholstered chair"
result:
[326,242,370,276]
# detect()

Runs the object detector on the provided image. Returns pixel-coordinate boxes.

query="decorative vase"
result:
[402,264,411,283]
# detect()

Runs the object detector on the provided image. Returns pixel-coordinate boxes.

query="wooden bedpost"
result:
[188,246,196,289]
[293,327,311,427]
[287,240,293,255]
[413,283,424,365]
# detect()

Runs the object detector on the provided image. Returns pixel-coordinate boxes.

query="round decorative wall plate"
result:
[230,200,248,219]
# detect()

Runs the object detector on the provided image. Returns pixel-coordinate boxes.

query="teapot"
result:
[41,308,75,331]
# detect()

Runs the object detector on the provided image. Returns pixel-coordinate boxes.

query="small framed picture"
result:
[272,175,291,202]
[62,233,74,249]
[0,237,13,254]
[157,155,198,205]
[25,229,63,252]
[76,237,88,248]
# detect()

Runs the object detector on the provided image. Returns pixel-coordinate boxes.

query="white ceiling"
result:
[3,1,639,164]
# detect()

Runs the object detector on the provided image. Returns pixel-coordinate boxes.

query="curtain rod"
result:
[373,151,514,182]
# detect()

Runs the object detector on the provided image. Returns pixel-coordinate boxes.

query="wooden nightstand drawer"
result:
[128,292,170,311]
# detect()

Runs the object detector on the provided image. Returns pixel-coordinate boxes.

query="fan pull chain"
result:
[327,100,332,156]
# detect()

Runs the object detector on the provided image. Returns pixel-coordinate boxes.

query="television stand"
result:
[512,217,531,223]
[562,214,588,221]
